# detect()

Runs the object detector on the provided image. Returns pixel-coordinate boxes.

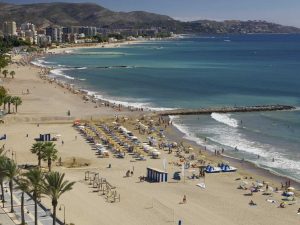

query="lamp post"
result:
[59,204,66,225]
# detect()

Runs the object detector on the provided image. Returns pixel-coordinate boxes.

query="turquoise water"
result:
[36,34,300,181]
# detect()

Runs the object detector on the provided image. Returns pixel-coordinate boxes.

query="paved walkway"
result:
[0,207,15,225]
[1,182,61,225]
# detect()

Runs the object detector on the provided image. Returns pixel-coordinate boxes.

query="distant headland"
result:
[0,2,299,34]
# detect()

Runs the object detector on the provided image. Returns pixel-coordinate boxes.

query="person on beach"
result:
[279,202,285,208]
[182,195,187,204]
[249,200,256,206]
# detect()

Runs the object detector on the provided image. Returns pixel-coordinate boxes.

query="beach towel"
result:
[197,183,206,189]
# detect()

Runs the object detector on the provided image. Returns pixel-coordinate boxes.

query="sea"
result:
[33,34,300,182]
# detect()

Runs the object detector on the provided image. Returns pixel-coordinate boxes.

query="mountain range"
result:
[0,2,300,34]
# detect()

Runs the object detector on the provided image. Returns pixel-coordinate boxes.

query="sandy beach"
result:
[0,48,299,225]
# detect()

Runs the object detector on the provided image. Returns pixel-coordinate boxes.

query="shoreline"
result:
[165,121,300,190]
[31,39,300,190]
[2,37,300,225]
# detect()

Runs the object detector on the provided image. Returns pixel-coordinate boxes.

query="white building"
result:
[3,21,17,36]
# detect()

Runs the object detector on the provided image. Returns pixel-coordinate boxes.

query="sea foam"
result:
[211,113,239,128]
[50,68,75,80]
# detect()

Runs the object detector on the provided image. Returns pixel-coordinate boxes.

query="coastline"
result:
[31,38,300,190]
[1,38,300,225]
[165,121,300,190]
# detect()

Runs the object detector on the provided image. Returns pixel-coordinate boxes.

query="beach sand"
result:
[0,55,299,225]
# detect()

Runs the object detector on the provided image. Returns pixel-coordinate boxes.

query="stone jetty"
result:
[158,105,295,116]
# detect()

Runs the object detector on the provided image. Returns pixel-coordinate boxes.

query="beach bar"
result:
[147,167,168,182]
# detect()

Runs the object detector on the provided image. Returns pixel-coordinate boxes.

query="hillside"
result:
[0,2,299,34]
[187,20,300,34]
[0,2,175,28]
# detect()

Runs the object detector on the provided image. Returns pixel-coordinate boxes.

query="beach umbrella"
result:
[287,187,295,191]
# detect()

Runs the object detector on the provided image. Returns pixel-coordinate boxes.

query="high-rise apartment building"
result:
[46,27,63,43]
[3,21,17,36]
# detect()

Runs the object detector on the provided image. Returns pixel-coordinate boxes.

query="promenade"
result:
[0,182,61,225]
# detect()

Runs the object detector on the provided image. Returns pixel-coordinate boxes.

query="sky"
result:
[4,0,300,27]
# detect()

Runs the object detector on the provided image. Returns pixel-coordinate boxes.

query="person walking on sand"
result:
[182,195,187,204]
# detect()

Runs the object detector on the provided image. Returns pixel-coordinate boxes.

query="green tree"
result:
[43,172,75,225]
[31,142,44,167]
[4,159,19,212]
[2,69,8,78]
[2,95,11,111]
[0,86,6,99]
[0,55,9,69]
[0,86,6,107]
[11,96,22,113]
[9,71,15,79]
[16,178,30,225]
[25,168,44,225]
[41,142,58,172]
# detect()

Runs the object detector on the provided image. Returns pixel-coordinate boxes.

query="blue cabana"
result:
[147,167,168,183]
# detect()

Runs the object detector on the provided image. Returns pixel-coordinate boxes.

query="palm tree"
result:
[41,142,58,172]
[3,95,12,113]
[16,178,30,225]
[25,168,44,225]
[11,96,22,113]
[2,69,8,78]
[31,142,44,167]
[9,71,15,79]
[4,159,19,212]
[7,95,12,114]
[3,95,11,111]
[0,156,8,207]
[43,172,75,225]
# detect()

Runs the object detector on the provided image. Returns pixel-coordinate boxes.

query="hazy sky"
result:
[5,0,300,27]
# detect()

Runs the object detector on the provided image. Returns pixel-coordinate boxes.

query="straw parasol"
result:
[287,187,295,191]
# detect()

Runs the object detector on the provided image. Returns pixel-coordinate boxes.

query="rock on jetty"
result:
[158,105,296,116]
